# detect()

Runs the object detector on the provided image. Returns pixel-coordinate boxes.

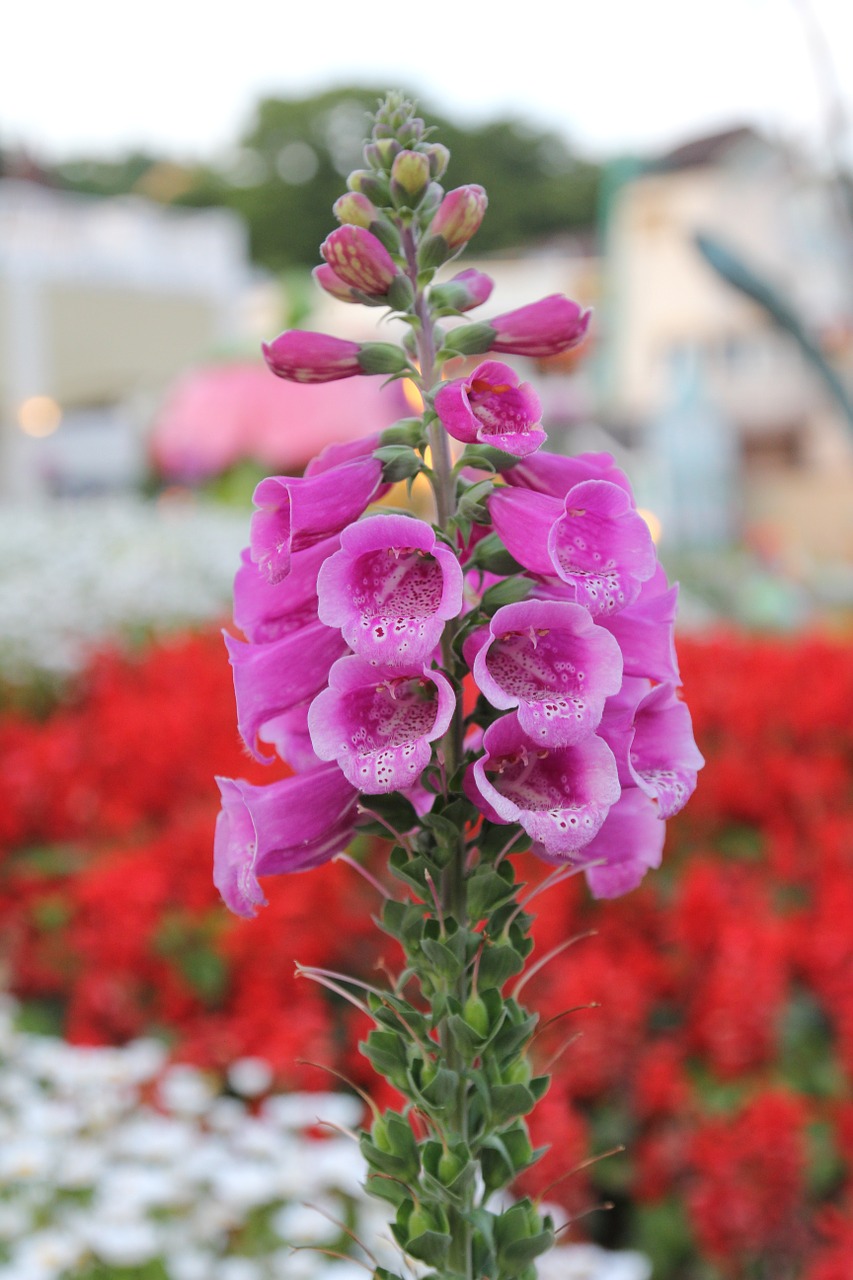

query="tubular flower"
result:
[489,480,657,617]
[233,537,336,644]
[213,767,359,918]
[429,267,494,313]
[599,679,705,818]
[466,600,623,747]
[224,624,347,763]
[320,226,398,297]
[308,657,455,793]
[317,513,463,666]
[263,330,411,384]
[504,449,634,500]
[429,184,488,250]
[487,294,591,357]
[434,360,545,457]
[569,788,666,899]
[467,713,621,858]
[250,457,381,584]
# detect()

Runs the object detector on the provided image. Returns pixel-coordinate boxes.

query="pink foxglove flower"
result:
[466,599,623,747]
[308,657,455,792]
[505,449,633,500]
[429,184,488,249]
[321,226,398,297]
[488,294,591,357]
[434,360,545,458]
[263,330,410,384]
[467,712,620,857]
[490,480,657,616]
[317,513,463,666]
[250,457,381,583]
[600,680,705,818]
[214,767,359,917]
[596,564,681,685]
[224,623,347,763]
[550,788,666,899]
[233,537,336,644]
[430,267,494,313]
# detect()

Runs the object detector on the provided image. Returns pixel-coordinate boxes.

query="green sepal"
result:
[374,445,424,483]
[417,1064,459,1110]
[529,1073,550,1101]
[481,1125,537,1191]
[405,1228,452,1267]
[379,898,426,947]
[366,1171,409,1208]
[380,417,426,448]
[489,1006,539,1061]
[386,274,415,312]
[489,1082,537,1125]
[373,1269,406,1280]
[459,443,522,474]
[360,1029,409,1085]
[388,846,432,894]
[477,820,528,860]
[359,790,420,836]
[468,863,517,920]
[445,1012,485,1059]
[467,532,525,576]
[500,1229,555,1270]
[439,322,496,356]
[480,575,533,615]
[477,941,525,989]
[420,936,464,982]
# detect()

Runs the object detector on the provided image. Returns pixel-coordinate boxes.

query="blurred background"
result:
[2,2,853,1278]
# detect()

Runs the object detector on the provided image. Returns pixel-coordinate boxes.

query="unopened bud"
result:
[333,192,378,229]
[430,184,488,250]
[364,138,401,170]
[429,268,494,314]
[346,168,389,205]
[462,994,490,1038]
[390,149,430,205]
[321,226,397,297]
[425,142,450,180]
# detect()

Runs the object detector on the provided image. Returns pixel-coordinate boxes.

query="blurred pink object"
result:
[151,361,408,481]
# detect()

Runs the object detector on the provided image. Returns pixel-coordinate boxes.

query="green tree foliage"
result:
[175,86,600,268]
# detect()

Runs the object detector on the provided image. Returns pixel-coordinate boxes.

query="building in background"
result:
[0,180,252,496]
[597,127,853,560]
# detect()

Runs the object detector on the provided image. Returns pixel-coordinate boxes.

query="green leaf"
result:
[467,532,525,575]
[406,1228,452,1267]
[489,1082,537,1125]
[480,575,533,616]
[374,445,424,482]
[501,1229,555,1269]
[468,867,517,920]
[418,1065,459,1110]
[478,942,524,989]
[420,937,464,982]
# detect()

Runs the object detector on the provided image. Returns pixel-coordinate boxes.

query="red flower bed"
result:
[2,628,853,1276]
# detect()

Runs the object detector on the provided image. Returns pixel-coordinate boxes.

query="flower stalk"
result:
[214,93,704,1279]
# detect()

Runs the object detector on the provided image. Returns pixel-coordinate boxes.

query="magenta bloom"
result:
[488,294,591,358]
[263,331,365,384]
[599,679,704,818]
[505,450,633,501]
[467,600,622,746]
[490,480,657,617]
[313,264,363,304]
[434,360,545,458]
[596,565,681,685]
[250,456,381,583]
[430,184,488,249]
[308,657,455,792]
[225,623,347,763]
[214,766,359,917]
[321,225,398,296]
[467,713,620,857]
[536,789,666,899]
[234,537,336,644]
[317,513,463,666]
[431,268,494,313]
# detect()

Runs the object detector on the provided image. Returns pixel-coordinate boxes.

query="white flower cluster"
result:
[0,997,649,1280]
[0,497,247,686]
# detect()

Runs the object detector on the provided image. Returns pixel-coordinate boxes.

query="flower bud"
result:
[312,264,361,304]
[437,1149,465,1185]
[425,142,450,179]
[263,330,365,384]
[429,268,494,313]
[430,184,488,250]
[364,137,401,170]
[333,191,378,229]
[489,294,592,357]
[463,993,490,1038]
[390,149,431,205]
[346,168,390,205]
[321,225,398,297]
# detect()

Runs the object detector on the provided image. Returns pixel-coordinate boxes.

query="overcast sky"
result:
[6,0,853,163]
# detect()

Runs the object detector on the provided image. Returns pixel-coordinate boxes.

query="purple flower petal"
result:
[233,537,337,644]
[488,487,562,578]
[317,513,463,666]
[487,295,591,357]
[599,679,704,817]
[505,450,634,501]
[472,600,623,746]
[548,480,657,616]
[250,457,381,583]
[534,789,665,899]
[597,564,681,684]
[225,622,347,763]
[214,767,358,917]
[308,656,455,793]
[469,713,620,857]
[434,360,545,458]
[321,226,398,296]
